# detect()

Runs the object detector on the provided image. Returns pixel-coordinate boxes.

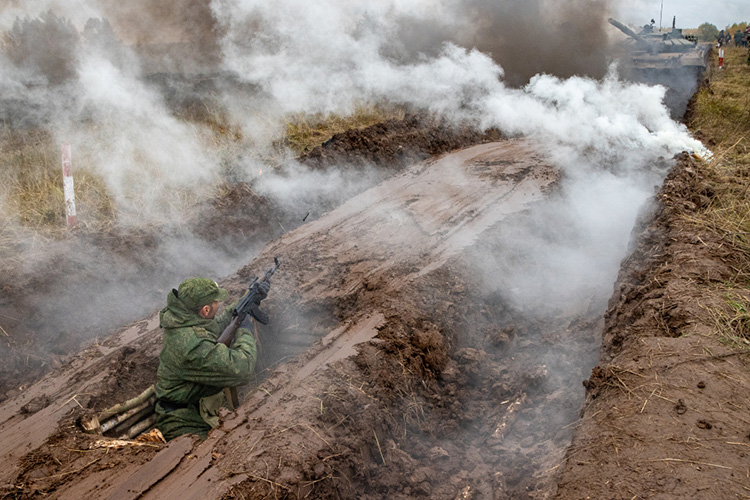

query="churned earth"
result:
[0,114,495,399]
[2,88,749,499]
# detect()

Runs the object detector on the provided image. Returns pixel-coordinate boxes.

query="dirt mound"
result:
[4,113,744,499]
[1,139,603,500]
[302,114,502,170]
[0,115,493,400]
[555,154,750,499]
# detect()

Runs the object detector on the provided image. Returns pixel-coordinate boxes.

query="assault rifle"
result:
[217,257,280,347]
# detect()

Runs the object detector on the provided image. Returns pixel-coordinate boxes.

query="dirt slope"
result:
[4,113,747,499]
[4,139,597,499]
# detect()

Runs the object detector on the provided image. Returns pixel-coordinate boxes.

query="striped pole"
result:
[718,48,724,69]
[61,144,77,228]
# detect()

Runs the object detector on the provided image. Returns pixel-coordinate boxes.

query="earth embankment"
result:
[554,154,750,499]
[1,138,606,499]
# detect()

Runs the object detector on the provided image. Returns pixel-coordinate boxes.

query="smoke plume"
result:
[0,0,707,387]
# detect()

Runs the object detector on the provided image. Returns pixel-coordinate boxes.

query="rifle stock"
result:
[217,314,242,346]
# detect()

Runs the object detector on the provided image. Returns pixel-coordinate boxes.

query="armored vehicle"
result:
[608,17,707,73]
[608,17,708,117]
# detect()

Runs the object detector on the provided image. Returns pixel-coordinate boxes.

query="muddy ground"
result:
[2,107,749,500]
[0,114,496,399]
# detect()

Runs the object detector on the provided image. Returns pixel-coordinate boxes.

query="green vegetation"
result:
[696,22,719,42]
[688,46,750,346]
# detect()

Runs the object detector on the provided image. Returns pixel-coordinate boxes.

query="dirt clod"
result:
[674,398,687,415]
[696,419,713,430]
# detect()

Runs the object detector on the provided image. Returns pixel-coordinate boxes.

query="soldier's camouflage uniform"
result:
[155,279,257,441]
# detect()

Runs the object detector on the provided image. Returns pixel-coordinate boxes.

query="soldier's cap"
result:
[176,278,228,310]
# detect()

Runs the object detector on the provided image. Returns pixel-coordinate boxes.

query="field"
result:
[1,40,750,500]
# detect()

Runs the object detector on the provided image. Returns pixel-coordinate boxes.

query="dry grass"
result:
[687,46,750,346]
[0,128,115,242]
[0,100,403,266]
[284,105,405,155]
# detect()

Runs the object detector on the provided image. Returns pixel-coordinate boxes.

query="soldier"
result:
[154,277,267,441]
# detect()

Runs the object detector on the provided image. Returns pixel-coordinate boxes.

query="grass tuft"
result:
[284,105,405,155]
[707,291,750,350]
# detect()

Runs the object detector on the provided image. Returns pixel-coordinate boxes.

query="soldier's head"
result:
[176,278,228,319]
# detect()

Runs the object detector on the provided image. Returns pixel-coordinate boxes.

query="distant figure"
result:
[734,30,745,47]
[717,30,725,47]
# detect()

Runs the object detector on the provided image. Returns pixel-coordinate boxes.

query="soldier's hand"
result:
[256,280,270,302]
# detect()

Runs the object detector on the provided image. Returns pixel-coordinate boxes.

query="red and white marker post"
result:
[61,144,77,229]
[718,48,725,69]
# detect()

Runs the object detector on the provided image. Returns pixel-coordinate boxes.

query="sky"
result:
[615,0,748,30]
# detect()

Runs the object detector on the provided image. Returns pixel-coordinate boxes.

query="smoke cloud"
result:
[0,0,707,387]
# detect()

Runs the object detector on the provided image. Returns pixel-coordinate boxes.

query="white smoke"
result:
[210,0,706,315]
[0,0,708,359]
[214,0,705,160]
[62,54,219,223]
[1,0,707,219]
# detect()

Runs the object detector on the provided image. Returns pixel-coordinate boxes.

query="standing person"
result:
[154,277,268,441]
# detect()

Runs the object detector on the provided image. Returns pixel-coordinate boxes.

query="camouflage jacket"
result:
[155,291,257,406]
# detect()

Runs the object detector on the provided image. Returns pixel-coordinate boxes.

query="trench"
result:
[225,210,612,499]
[1,136,665,500]
[223,142,643,499]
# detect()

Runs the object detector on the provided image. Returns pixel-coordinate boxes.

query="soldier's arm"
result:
[178,329,258,387]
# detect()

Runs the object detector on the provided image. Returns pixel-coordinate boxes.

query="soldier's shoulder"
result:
[164,325,215,342]
[192,326,216,340]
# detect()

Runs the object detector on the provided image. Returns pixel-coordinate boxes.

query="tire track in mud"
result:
[2,139,595,499]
